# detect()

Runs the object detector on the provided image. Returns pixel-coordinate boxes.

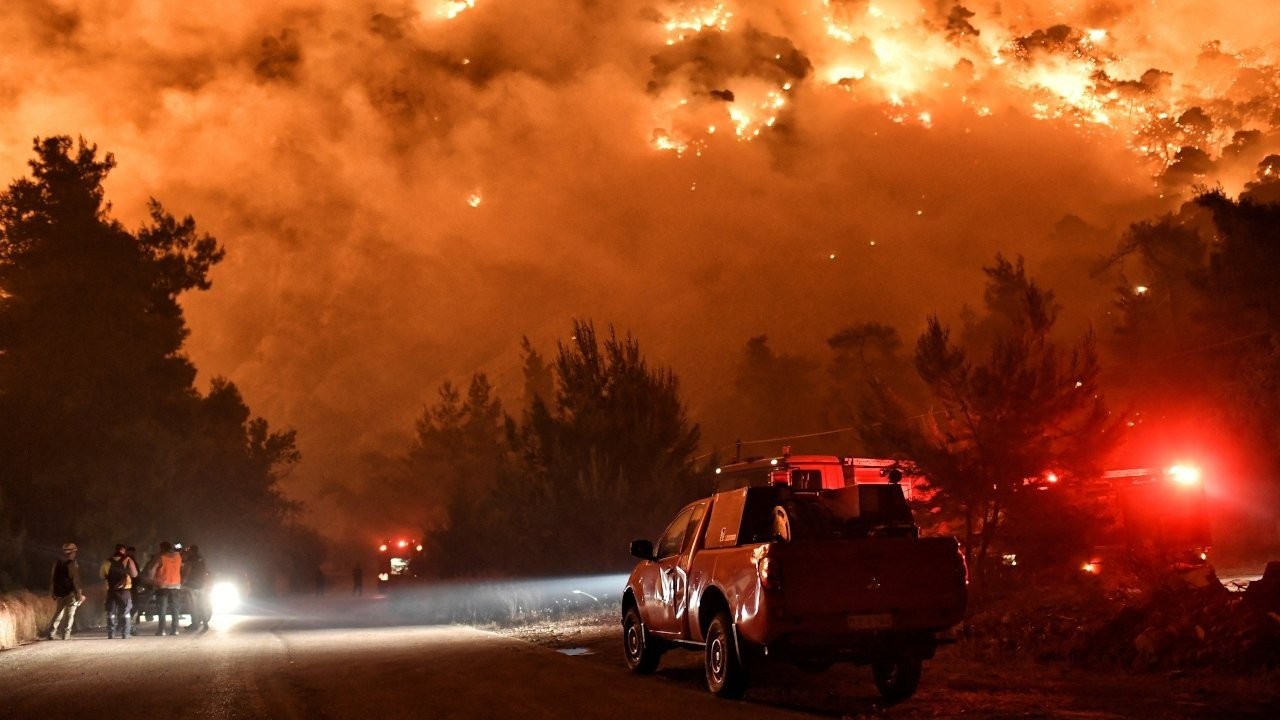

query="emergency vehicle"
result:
[1082,463,1211,574]
[376,538,425,591]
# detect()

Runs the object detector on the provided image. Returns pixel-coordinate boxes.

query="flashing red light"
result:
[1082,561,1100,574]
[397,540,408,548]
[1045,472,1059,484]
[378,543,387,552]
[1167,464,1202,486]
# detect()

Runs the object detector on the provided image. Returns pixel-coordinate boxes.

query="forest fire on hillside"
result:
[647,0,1279,179]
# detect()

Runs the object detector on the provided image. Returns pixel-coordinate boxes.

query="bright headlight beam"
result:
[210,580,242,614]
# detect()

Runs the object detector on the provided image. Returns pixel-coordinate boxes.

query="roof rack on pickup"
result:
[713,454,918,493]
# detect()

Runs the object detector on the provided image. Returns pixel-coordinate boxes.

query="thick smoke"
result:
[3,0,1278,537]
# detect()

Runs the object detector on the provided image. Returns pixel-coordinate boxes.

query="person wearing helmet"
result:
[44,542,86,640]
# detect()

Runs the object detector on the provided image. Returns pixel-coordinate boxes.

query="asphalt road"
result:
[0,596,808,720]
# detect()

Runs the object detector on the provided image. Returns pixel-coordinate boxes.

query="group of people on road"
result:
[45,540,214,640]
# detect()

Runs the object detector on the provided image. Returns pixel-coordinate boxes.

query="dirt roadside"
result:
[500,611,1280,719]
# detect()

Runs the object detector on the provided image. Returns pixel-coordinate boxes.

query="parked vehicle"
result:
[622,476,967,702]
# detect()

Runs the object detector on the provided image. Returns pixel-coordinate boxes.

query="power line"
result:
[1113,329,1272,368]
[692,408,947,463]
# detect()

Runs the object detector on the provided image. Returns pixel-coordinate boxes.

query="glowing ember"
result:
[663,1,732,44]
[437,0,476,20]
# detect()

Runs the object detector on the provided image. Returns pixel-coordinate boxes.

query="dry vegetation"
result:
[0,592,53,650]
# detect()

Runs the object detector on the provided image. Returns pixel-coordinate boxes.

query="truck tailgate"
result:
[773,537,966,630]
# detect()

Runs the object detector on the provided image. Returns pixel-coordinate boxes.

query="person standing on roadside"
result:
[182,545,211,631]
[126,546,144,634]
[152,541,184,636]
[44,543,85,640]
[101,544,138,639]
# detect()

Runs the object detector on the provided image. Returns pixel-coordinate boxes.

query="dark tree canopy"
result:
[862,255,1116,588]
[380,321,701,577]
[0,137,304,590]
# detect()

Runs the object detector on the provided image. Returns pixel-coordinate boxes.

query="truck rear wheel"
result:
[705,612,748,698]
[872,655,922,704]
[622,606,661,674]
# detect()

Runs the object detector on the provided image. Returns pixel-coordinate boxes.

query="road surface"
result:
[0,596,807,720]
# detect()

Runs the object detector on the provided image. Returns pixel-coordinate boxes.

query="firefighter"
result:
[43,543,86,640]
[152,542,184,636]
[101,544,138,639]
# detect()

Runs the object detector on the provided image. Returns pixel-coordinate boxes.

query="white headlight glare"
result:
[210,580,242,614]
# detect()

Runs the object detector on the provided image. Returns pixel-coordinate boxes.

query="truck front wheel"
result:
[705,612,748,698]
[622,606,661,674]
[872,655,923,704]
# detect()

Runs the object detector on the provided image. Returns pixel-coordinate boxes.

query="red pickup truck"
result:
[622,481,967,702]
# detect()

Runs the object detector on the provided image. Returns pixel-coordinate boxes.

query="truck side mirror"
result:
[630,540,655,561]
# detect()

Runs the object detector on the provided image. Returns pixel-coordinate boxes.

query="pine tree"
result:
[863,256,1115,590]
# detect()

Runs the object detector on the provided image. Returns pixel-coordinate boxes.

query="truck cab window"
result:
[791,469,823,491]
[655,506,695,559]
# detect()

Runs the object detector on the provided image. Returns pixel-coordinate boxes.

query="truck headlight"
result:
[211,581,242,614]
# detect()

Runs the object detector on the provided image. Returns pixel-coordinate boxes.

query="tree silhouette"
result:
[863,256,1115,589]
[0,137,299,588]
[418,321,701,577]
[511,320,701,572]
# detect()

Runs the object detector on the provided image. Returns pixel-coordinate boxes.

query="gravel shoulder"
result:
[500,611,1280,719]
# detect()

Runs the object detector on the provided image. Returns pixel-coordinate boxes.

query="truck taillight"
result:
[1167,464,1201,486]
[758,556,782,590]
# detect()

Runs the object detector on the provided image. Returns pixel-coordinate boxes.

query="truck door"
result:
[648,501,707,638]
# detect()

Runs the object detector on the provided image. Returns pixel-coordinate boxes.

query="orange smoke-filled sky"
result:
[3,0,1279,534]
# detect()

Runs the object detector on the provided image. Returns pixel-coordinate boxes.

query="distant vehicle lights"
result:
[379,539,423,551]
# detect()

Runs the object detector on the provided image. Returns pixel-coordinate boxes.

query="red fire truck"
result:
[376,538,426,591]
[1082,463,1212,574]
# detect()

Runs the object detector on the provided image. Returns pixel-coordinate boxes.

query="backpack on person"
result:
[106,556,129,589]
[52,559,76,597]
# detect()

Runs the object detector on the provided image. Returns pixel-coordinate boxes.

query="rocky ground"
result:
[500,610,1280,719]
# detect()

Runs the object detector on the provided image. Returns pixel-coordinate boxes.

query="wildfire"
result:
[644,0,1280,183]
[663,2,733,45]
[437,0,476,20]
